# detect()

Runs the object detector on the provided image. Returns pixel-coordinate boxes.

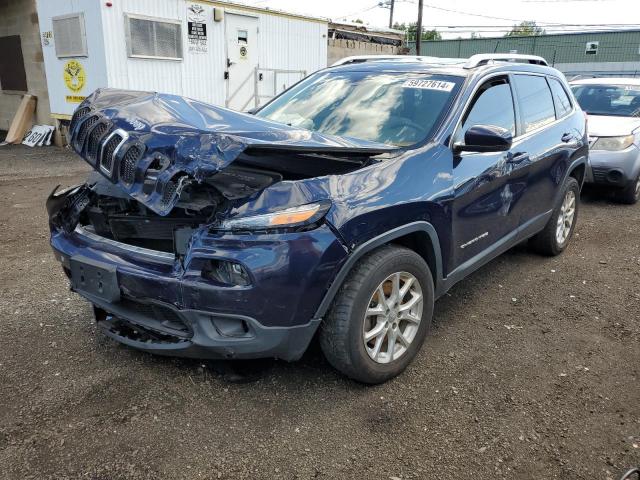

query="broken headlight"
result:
[219,201,330,231]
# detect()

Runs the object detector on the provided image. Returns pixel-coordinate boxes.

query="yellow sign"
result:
[63,60,86,92]
[66,95,86,103]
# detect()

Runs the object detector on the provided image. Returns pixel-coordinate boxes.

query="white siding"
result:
[36,0,109,116]
[38,0,328,115]
[100,0,185,97]
[101,0,327,107]
[257,13,327,103]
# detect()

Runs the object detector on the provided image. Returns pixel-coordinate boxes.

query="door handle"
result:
[506,152,529,164]
[561,133,574,143]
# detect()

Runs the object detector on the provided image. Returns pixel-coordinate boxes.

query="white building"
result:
[35,0,329,124]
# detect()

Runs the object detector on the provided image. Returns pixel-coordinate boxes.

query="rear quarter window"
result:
[513,75,556,134]
[548,77,573,118]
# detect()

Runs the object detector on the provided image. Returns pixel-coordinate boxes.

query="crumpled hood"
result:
[69,88,395,215]
[587,114,640,137]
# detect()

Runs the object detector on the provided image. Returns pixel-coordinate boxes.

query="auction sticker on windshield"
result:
[402,79,455,91]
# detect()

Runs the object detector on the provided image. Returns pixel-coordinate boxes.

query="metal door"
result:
[450,76,528,270]
[225,13,258,111]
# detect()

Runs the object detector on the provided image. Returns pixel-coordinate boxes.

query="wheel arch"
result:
[568,161,586,187]
[551,156,587,208]
[313,221,443,320]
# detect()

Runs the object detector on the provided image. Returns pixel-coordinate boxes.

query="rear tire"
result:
[530,177,580,256]
[319,245,434,384]
[617,175,640,205]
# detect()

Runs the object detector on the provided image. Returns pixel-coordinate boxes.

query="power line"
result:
[400,0,580,26]
[418,24,640,28]
[335,3,381,19]
[523,0,616,2]
[425,27,640,33]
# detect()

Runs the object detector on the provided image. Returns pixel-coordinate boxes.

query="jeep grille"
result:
[100,133,124,175]
[87,123,110,164]
[119,146,143,185]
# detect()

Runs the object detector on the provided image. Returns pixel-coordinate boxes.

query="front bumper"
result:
[586,145,640,187]
[50,222,347,361]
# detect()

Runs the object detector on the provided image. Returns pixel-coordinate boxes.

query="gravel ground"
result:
[0,144,638,480]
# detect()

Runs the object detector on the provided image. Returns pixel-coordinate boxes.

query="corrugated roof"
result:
[329,20,405,36]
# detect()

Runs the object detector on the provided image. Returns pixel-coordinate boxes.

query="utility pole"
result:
[415,0,423,55]
[388,0,394,28]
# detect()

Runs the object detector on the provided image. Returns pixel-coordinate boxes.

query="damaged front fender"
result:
[46,184,91,233]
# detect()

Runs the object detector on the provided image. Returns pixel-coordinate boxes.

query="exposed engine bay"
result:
[52,88,396,254]
[64,150,375,254]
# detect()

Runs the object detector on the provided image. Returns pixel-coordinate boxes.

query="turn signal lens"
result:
[268,204,320,226]
[219,202,330,231]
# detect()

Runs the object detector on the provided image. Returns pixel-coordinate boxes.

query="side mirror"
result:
[454,125,513,153]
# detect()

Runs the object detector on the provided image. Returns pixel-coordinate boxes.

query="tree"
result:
[505,21,545,37]
[421,29,442,41]
[392,22,442,41]
[353,18,364,24]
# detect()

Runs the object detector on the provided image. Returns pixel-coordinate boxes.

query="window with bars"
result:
[52,13,88,58]
[126,14,183,60]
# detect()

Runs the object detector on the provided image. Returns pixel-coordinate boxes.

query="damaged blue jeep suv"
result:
[48,54,588,383]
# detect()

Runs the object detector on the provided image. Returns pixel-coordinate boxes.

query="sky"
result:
[239,0,640,38]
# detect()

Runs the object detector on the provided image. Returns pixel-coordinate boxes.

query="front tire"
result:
[529,177,580,256]
[617,174,640,205]
[319,245,434,384]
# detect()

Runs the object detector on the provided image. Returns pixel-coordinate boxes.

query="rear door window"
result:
[548,77,573,119]
[513,75,556,134]
[455,77,516,144]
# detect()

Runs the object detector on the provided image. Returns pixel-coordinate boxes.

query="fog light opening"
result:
[211,316,251,337]
[607,170,623,184]
[202,259,251,286]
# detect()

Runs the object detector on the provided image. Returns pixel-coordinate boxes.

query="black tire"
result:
[319,245,434,384]
[617,175,640,205]
[529,177,580,256]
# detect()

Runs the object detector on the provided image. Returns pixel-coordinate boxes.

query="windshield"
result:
[256,71,462,147]
[571,84,640,117]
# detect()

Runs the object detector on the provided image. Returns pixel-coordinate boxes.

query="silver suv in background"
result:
[570,78,640,204]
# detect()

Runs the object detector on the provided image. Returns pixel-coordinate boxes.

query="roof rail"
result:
[332,55,397,66]
[331,55,424,66]
[330,55,461,67]
[464,54,548,68]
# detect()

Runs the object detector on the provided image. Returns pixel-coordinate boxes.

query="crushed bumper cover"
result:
[91,294,321,361]
[50,218,347,362]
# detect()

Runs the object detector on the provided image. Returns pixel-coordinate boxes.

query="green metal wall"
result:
[408,30,640,65]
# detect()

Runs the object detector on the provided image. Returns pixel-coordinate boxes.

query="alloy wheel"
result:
[362,272,423,364]
[556,189,576,245]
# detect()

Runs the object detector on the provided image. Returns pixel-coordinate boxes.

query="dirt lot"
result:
[0,144,638,480]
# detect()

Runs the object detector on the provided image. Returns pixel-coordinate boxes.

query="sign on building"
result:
[187,4,208,54]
